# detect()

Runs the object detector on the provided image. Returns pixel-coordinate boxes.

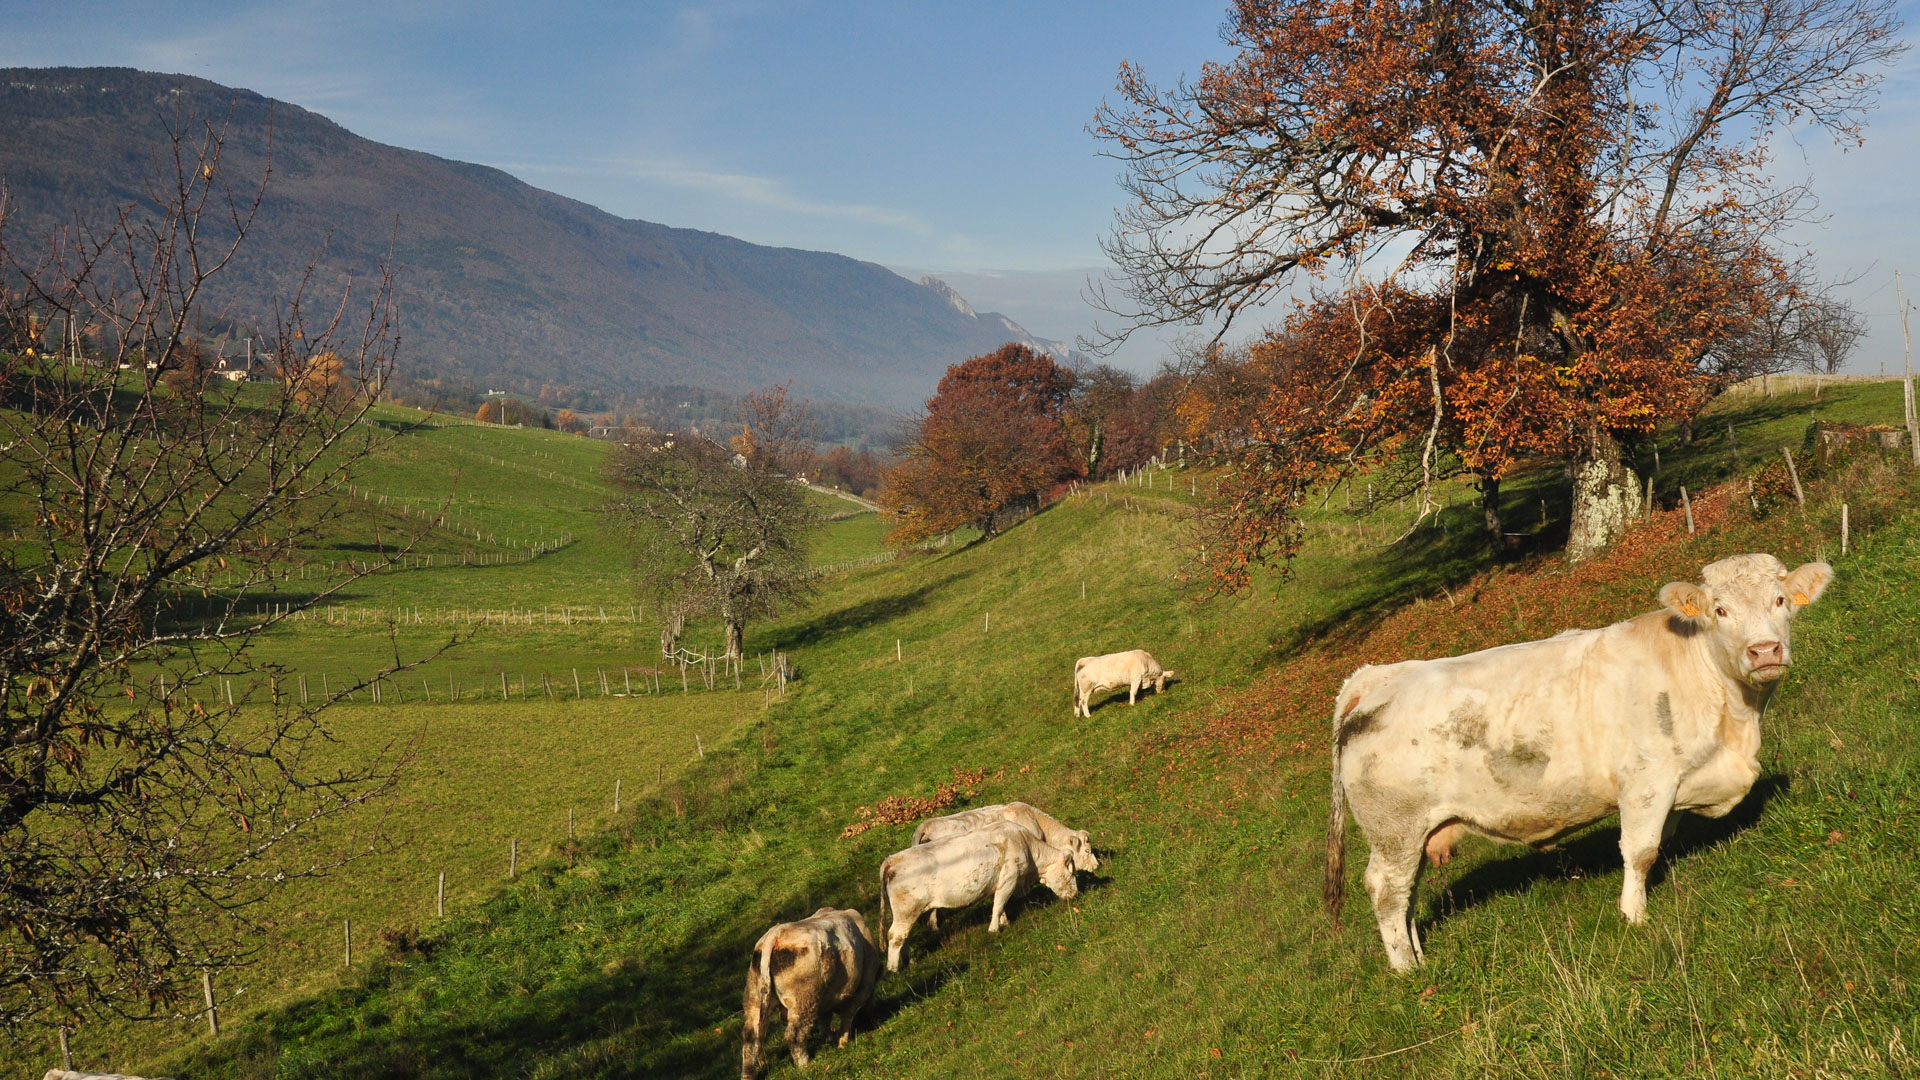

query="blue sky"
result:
[3,0,1917,375]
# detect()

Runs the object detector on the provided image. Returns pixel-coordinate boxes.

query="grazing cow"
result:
[741,907,881,1078]
[1326,554,1832,971]
[911,802,1098,928]
[879,820,1080,971]
[1073,649,1175,717]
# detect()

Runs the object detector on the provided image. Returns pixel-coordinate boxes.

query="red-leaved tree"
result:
[883,344,1079,543]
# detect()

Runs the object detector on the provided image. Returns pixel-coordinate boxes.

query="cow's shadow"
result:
[1418,774,1789,931]
[866,877,1097,1031]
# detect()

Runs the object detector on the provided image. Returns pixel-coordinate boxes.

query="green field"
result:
[18,381,1920,1078]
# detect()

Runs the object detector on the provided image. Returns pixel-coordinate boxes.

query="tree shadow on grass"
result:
[1417,774,1789,933]
[769,570,972,651]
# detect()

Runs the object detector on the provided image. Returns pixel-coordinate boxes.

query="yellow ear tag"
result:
[1681,603,1698,617]
[1793,592,1809,606]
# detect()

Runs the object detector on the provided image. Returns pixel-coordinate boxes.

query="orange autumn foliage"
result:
[1098,0,1903,587]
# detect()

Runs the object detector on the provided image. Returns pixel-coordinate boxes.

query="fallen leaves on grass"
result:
[839,767,987,838]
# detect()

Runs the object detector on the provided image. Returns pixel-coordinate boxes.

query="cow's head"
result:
[1039,847,1081,901]
[1660,554,1832,686]
[1068,829,1100,873]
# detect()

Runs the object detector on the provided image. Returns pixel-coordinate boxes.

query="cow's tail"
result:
[877,859,893,940]
[743,932,776,1077]
[755,933,778,1002]
[1325,689,1354,923]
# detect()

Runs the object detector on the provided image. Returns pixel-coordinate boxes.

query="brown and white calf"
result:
[741,907,881,1078]
[1072,649,1174,717]
[1326,554,1832,971]
[879,820,1080,971]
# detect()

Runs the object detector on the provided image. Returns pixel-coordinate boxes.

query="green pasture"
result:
[14,381,1919,1077]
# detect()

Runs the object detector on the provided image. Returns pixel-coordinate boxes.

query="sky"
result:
[3,0,1918,376]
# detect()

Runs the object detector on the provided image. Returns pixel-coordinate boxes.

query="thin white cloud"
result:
[505,154,942,236]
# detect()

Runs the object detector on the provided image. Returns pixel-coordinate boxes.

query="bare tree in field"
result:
[607,386,821,662]
[0,113,418,1039]
[1094,0,1904,573]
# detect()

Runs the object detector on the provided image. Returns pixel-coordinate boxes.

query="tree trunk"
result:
[724,617,745,662]
[1479,476,1503,555]
[1565,426,1642,563]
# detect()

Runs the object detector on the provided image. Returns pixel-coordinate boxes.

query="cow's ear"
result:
[1660,581,1710,621]
[1783,562,1834,609]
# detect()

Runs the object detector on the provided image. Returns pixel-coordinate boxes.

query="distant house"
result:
[211,352,274,382]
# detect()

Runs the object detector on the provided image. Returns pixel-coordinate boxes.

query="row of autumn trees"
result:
[882,344,1178,543]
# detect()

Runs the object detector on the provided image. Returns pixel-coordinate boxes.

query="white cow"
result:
[741,907,881,1078]
[911,802,1098,928]
[1326,554,1832,971]
[1072,649,1174,717]
[879,820,1080,971]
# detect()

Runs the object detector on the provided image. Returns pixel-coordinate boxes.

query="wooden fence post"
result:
[614,779,621,813]
[1782,447,1805,506]
[501,671,509,701]
[203,970,219,1036]
[1680,486,1695,534]
[344,919,352,968]
[1842,503,1850,554]
[437,870,445,917]
[509,838,517,879]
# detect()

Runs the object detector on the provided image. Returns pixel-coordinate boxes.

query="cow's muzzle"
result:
[1745,640,1787,682]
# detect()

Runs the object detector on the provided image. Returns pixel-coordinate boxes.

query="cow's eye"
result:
[1776,595,1785,607]
[1714,606,1727,618]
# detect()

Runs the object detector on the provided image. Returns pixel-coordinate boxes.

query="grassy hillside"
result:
[12,405,882,1074]
[24,382,1920,1078]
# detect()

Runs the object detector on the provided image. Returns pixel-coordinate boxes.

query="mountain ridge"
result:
[0,66,1060,412]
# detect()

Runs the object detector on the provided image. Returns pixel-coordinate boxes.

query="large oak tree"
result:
[1096,0,1902,582]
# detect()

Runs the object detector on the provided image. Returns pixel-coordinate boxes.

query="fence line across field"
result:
[168,651,791,709]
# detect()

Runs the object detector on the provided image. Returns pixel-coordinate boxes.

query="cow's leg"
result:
[1618,788,1678,924]
[989,865,1023,932]
[1363,839,1426,972]
[835,986,867,1049]
[1128,676,1140,705]
[784,988,819,1069]
[885,903,920,972]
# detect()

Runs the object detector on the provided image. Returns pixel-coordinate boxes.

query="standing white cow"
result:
[911,802,1098,928]
[879,820,1080,971]
[1072,649,1174,717]
[1326,554,1832,971]
[912,802,1099,871]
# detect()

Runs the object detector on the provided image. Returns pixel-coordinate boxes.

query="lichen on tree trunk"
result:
[1566,428,1642,563]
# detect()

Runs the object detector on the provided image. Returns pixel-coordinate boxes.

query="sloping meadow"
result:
[160,394,1919,1079]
